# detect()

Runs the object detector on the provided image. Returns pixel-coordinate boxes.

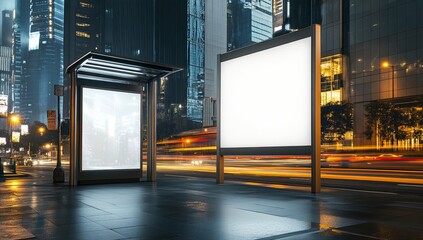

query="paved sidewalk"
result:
[0,171,422,239]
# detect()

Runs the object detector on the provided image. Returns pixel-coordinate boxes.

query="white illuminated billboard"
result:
[220,37,312,150]
[29,31,40,51]
[0,94,7,118]
[82,88,141,170]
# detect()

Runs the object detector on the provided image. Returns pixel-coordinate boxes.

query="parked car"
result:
[24,158,33,166]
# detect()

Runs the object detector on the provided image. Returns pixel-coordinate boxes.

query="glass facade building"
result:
[26,0,64,124]
[187,0,205,122]
[12,8,22,114]
[228,0,273,50]
[268,0,423,150]
[65,0,206,130]
[1,11,13,117]
[346,0,423,147]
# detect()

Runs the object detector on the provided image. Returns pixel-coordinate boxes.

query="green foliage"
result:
[364,101,393,142]
[321,101,353,143]
[364,101,423,146]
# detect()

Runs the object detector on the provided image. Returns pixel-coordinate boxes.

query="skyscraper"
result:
[227,0,273,50]
[26,0,64,123]
[272,0,321,36]
[269,0,423,148]
[12,8,22,114]
[63,0,105,121]
[186,0,205,122]
[0,46,11,99]
[65,0,207,131]
[204,0,226,99]
[64,0,104,65]
[2,10,13,47]
[0,10,13,117]
[15,0,30,123]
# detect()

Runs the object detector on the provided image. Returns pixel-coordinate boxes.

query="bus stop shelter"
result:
[66,52,182,185]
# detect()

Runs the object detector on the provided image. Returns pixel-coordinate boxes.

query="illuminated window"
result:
[76,23,91,27]
[76,31,91,38]
[76,13,89,19]
[80,2,94,8]
[321,54,343,105]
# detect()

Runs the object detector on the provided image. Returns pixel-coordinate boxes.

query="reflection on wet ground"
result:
[0,165,422,239]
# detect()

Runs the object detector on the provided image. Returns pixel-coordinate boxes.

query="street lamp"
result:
[53,85,64,183]
[39,127,46,136]
[381,61,395,99]
[9,114,20,162]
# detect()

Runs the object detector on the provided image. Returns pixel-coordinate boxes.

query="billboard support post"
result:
[311,24,321,193]
[216,154,224,184]
[216,54,224,184]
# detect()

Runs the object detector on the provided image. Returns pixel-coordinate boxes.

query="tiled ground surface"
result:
[0,169,422,239]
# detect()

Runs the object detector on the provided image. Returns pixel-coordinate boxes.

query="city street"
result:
[1,162,423,239]
[156,159,423,195]
[9,156,423,195]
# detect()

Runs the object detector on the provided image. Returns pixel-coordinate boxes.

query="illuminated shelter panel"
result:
[82,87,140,171]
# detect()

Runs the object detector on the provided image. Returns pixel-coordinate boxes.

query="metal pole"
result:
[147,80,157,182]
[69,72,77,186]
[53,85,64,183]
[57,95,62,168]
[216,54,224,184]
[9,118,12,164]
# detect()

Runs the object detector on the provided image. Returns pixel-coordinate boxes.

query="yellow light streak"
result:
[168,146,217,152]
[157,165,423,185]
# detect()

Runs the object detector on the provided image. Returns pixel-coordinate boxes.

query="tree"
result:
[18,122,56,155]
[364,101,394,146]
[157,106,179,141]
[321,101,353,144]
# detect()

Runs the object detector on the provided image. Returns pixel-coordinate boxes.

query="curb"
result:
[2,173,30,179]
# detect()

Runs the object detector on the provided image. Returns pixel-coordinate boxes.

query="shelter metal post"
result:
[311,24,321,193]
[70,71,78,186]
[147,80,157,182]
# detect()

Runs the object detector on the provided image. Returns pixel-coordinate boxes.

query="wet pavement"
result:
[0,167,422,239]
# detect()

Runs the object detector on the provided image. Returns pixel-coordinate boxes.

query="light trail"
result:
[157,164,423,185]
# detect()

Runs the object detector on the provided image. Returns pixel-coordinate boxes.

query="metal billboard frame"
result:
[217,25,321,193]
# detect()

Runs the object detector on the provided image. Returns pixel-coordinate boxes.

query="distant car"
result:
[375,154,402,161]
[191,160,203,166]
[322,154,358,167]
